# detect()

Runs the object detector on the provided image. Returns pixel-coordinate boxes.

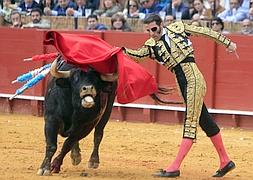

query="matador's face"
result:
[145,21,163,42]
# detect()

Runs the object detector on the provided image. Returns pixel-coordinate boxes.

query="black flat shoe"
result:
[153,169,180,178]
[213,161,235,177]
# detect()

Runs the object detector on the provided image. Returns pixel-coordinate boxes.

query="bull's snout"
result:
[80,85,97,108]
[80,85,96,97]
[82,85,93,91]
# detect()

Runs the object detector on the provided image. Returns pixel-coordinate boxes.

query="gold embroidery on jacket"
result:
[167,21,185,34]
[124,46,152,62]
[124,21,231,68]
[144,38,156,46]
[184,23,231,47]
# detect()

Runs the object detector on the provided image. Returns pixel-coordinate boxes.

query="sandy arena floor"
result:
[0,113,252,180]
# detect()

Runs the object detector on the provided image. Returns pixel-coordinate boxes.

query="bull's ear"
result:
[55,78,71,88]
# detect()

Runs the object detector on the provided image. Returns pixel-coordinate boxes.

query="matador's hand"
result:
[227,42,237,52]
[227,42,239,59]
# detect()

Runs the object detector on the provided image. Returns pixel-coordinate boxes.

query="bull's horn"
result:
[50,59,71,78]
[100,73,118,82]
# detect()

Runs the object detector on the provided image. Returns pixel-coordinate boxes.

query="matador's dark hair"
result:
[143,13,163,26]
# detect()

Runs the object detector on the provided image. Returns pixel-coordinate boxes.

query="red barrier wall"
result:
[215,35,253,111]
[0,28,45,96]
[0,28,252,127]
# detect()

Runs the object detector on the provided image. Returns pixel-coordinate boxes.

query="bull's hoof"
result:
[88,161,99,169]
[70,150,82,166]
[37,168,51,176]
[51,162,61,173]
[51,168,60,173]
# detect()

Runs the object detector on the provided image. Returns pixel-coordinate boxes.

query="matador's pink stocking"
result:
[210,132,230,169]
[165,138,193,172]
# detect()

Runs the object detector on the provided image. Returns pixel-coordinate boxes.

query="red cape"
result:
[44,31,157,104]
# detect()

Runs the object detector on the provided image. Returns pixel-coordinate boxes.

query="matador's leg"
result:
[177,62,206,140]
[163,62,206,174]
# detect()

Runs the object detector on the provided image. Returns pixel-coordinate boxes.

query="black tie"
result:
[161,35,171,53]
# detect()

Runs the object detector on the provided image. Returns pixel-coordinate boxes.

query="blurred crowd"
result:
[0,0,252,34]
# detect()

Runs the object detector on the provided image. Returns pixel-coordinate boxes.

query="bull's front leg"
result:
[37,118,59,176]
[88,127,103,169]
[89,91,116,169]
[50,135,79,173]
[88,100,113,168]
[70,142,81,166]
[50,119,89,173]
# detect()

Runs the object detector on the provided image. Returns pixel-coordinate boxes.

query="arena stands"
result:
[0,0,252,33]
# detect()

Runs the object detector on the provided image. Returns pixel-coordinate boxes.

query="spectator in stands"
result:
[159,0,171,7]
[191,0,212,20]
[239,18,253,34]
[44,0,75,16]
[0,0,17,23]
[205,0,225,17]
[66,0,91,17]
[218,0,246,22]
[221,0,232,10]
[247,0,253,20]
[222,0,250,14]
[163,0,190,19]
[117,0,127,8]
[18,0,40,14]
[123,13,237,178]
[110,12,132,31]
[163,14,174,26]
[188,0,195,15]
[93,0,122,17]
[86,14,108,30]
[191,12,200,20]
[243,0,251,11]
[86,0,100,12]
[191,13,202,26]
[41,0,55,15]
[139,0,163,15]
[211,16,229,33]
[248,7,253,19]
[10,10,23,28]
[123,0,139,18]
[23,8,50,28]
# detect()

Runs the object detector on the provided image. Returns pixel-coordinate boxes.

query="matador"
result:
[123,13,236,178]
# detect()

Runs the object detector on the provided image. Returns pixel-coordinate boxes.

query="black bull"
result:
[37,58,118,176]
[38,58,178,176]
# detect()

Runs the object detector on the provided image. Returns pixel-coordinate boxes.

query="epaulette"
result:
[167,21,185,34]
[144,38,156,46]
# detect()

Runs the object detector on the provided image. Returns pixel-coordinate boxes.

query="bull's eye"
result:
[74,75,79,82]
